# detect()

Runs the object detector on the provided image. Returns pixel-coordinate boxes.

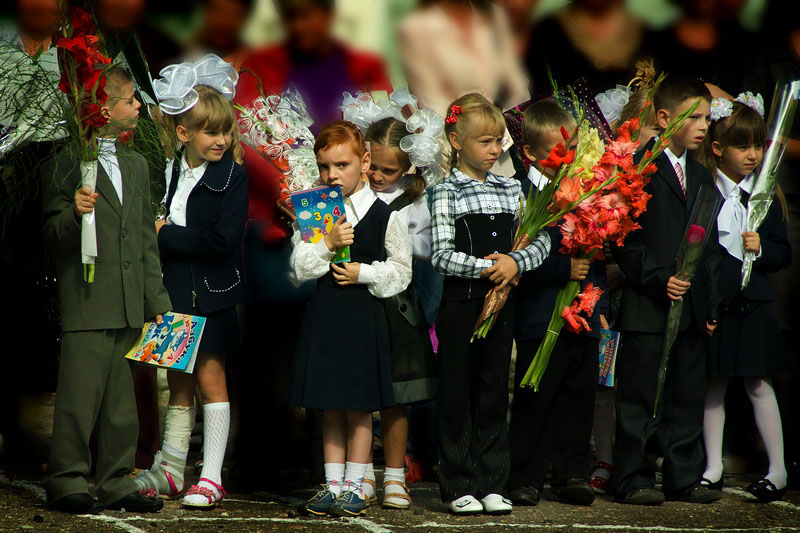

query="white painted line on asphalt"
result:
[84,514,147,533]
[349,516,394,533]
[413,524,800,531]
[723,487,800,512]
[225,497,279,505]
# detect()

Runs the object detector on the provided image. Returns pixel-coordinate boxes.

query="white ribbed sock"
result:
[197,402,230,494]
[363,462,376,499]
[702,377,728,484]
[745,378,787,490]
[344,462,367,496]
[325,462,345,496]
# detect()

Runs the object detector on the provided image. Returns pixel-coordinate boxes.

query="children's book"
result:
[290,185,350,263]
[598,328,620,387]
[125,312,206,373]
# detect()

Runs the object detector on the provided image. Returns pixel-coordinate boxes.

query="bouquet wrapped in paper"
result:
[653,185,722,417]
[55,6,114,283]
[740,80,800,289]
[235,86,319,204]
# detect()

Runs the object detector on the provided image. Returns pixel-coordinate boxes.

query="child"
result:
[508,99,608,507]
[610,75,722,505]
[135,57,248,509]
[617,88,659,151]
[42,65,171,515]
[362,116,437,509]
[695,99,792,502]
[289,120,412,517]
[431,93,550,515]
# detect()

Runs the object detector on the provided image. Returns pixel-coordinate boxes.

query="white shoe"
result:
[449,494,483,515]
[480,493,513,515]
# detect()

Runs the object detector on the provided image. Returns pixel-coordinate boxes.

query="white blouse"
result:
[373,185,432,261]
[289,185,413,298]
[164,156,208,227]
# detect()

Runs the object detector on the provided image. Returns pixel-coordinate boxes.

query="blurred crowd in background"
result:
[1,0,799,491]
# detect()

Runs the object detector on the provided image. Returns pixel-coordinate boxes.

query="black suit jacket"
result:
[611,141,722,333]
[717,200,791,302]
[158,151,248,314]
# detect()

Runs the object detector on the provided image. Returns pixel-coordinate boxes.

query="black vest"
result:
[442,212,515,301]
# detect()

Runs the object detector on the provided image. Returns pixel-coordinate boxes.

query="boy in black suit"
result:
[611,76,722,505]
[508,99,608,507]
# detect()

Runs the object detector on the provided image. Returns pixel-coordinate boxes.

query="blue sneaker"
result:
[299,486,338,516]
[330,490,367,517]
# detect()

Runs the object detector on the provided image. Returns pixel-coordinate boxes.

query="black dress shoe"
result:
[509,486,540,506]
[106,492,164,513]
[665,482,722,503]
[700,477,723,491]
[746,478,786,503]
[49,493,105,515]
[615,488,665,506]
[552,478,595,505]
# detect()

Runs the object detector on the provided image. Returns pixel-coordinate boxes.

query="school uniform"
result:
[375,184,437,405]
[610,140,722,496]
[158,151,248,355]
[431,168,551,502]
[41,141,171,505]
[288,185,412,412]
[709,171,791,377]
[507,167,607,491]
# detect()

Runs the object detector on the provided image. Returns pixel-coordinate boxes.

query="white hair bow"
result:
[153,54,239,115]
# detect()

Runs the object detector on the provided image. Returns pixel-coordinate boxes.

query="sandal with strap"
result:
[134,451,184,499]
[181,477,226,509]
[382,480,412,509]
[590,461,614,494]
[362,477,378,507]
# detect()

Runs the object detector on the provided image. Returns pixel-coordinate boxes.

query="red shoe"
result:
[590,461,614,494]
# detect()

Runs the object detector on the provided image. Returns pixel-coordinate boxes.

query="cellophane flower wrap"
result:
[235,86,319,208]
[56,5,114,283]
[515,81,706,390]
[652,185,722,417]
[740,80,800,290]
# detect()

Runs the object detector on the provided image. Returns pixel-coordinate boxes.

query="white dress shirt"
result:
[716,169,757,261]
[165,155,208,227]
[527,165,549,192]
[98,138,123,204]
[373,183,432,261]
[289,184,413,298]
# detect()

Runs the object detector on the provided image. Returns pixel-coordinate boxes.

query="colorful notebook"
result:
[290,185,350,263]
[125,312,206,373]
[598,328,620,387]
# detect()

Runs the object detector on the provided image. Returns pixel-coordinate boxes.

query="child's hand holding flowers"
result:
[73,186,97,218]
[742,231,760,254]
[481,254,520,289]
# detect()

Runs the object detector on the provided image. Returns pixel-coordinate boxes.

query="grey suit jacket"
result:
[42,143,171,332]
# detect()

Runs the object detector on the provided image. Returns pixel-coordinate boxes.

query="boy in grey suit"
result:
[41,66,171,514]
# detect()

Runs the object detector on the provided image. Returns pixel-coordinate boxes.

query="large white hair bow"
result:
[595,85,631,125]
[153,54,239,115]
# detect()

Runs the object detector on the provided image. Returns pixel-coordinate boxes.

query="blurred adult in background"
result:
[524,0,645,96]
[496,0,539,57]
[185,0,254,70]
[398,0,529,116]
[0,0,63,465]
[231,0,392,488]
[643,0,770,102]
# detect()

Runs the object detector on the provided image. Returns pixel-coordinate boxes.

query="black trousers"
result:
[613,327,707,495]
[435,298,513,502]
[508,333,598,491]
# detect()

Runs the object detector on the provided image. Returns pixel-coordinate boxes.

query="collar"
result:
[449,168,513,187]
[98,138,117,154]
[662,142,687,172]
[344,183,377,220]
[527,165,549,191]
[716,169,754,198]
[180,153,209,180]
[374,186,404,204]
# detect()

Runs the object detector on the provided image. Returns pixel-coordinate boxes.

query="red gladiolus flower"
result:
[562,303,590,333]
[560,126,570,141]
[553,176,582,211]
[541,142,575,170]
[576,283,604,317]
[616,117,640,143]
[686,224,706,244]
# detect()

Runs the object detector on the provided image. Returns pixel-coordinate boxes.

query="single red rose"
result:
[686,224,706,245]
[540,142,575,170]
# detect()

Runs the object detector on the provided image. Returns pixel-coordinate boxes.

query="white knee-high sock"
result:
[745,377,787,490]
[702,376,728,484]
[198,402,230,490]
